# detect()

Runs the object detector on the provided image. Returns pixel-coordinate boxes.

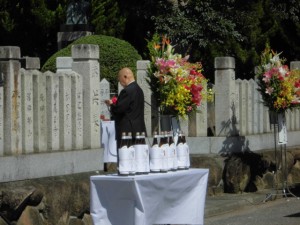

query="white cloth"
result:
[101,121,117,162]
[90,168,209,225]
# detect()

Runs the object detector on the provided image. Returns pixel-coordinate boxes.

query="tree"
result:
[91,0,126,38]
[0,0,66,64]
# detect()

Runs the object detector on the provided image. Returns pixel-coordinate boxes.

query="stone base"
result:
[57,31,93,50]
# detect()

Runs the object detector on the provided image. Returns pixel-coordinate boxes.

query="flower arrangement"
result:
[255,45,300,112]
[147,34,212,117]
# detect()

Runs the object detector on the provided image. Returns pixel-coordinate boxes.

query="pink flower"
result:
[265,87,274,95]
[111,96,118,105]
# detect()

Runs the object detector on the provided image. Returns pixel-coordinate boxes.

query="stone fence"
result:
[1,44,300,182]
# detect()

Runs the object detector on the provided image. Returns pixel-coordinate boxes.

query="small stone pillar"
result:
[214,57,236,136]
[21,57,40,70]
[137,60,151,136]
[290,61,300,70]
[188,82,208,137]
[32,70,48,152]
[71,44,100,149]
[56,57,73,72]
[21,69,34,153]
[58,72,72,150]
[290,61,300,130]
[0,46,22,155]
[0,62,3,155]
[46,71,60,151]
[99,78,110,120]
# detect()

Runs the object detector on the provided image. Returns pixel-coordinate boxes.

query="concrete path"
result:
[204,189,300,225]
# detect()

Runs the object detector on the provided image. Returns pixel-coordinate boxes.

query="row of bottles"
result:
[118,131,149,176]
[118,130,190,176]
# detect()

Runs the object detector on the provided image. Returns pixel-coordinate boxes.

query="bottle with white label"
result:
[118,132,130,176]
[176,131,186,170]
[149,131,161,173]
[182,132,190,169]
[134,132,149,175]
[168,131,177,171]
[159,131,169,173]
[127,132,135,175]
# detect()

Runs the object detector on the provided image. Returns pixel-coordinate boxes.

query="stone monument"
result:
[57,0,92,50]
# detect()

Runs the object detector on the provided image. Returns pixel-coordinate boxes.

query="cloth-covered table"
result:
[90,168,209,225]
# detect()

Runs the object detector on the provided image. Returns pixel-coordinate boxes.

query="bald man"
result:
[105,68,146,148]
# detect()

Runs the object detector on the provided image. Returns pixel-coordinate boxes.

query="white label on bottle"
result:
[118,146,131,174]
[184,143,190,168]
[150,145,162,172]
[134,144,149,173]
[177,143,187,169]
[161,144,169,171]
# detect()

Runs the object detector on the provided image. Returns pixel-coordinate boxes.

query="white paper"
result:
[134,144,149,173]
[278,113,288,145]
[101,121,117,162]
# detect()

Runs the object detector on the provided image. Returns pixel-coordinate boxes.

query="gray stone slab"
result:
[0,87,3,156]
[58,72,72,150]
[33,70,47,152]
[99,78,110,121]
[46,71,60,151]
[71,72,83,149]
[21,69,34,153]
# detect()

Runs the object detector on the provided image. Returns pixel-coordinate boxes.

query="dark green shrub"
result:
[42,35,142,92]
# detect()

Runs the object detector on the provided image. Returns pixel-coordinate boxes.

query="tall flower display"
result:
[255,45,300,112]
[147,34,212,117]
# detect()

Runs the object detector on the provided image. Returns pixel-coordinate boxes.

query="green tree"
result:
[91,0,126,38]
[0,0,66,63]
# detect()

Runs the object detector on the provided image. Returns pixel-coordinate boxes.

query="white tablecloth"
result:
[90,168,209,225]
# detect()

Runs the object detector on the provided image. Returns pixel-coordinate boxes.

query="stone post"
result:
[188,83,208,137]
[56,57,73,72]
[33,70,47,152]
[20,57,39,154]
[71,72,83,149]
[71,44,100,149]
[99,79,110,120]
[21,69,34,153]
[290,61,300,70]
[137,60,152,136]
[290,61,300,131]
[0,70,3,155]
[46,71,60,151]
[0,46,22,155]
[58,72,72,150]
[21,57,40,70]
[214,57,236,136]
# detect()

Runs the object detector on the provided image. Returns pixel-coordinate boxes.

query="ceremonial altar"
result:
[90,168,209,225]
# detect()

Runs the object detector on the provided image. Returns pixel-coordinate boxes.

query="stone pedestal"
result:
[72,44,100,149]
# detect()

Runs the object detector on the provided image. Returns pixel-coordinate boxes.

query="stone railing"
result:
[214,57,300,137]
[0,45,102,182]
[1,44,300,182]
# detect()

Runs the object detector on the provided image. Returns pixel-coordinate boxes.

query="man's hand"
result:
[104,99,112,106]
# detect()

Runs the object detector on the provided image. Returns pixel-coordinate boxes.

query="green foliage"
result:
[91,0,126,38]
[42,35,142,92]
